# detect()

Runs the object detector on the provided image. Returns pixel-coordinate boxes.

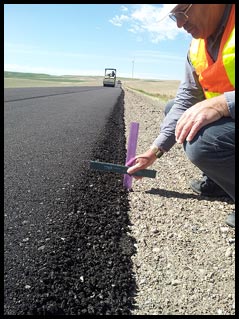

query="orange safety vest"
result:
[189,4,235,99]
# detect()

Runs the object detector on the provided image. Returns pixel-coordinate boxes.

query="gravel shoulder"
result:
[123,86,235,315]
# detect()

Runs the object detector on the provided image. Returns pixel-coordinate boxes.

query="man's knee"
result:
[183,137,208,167]
[184,118,235,167]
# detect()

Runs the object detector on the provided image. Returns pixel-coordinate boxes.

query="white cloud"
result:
[121,5,128,12]
[109,14,130,27]
[109,4,184,43]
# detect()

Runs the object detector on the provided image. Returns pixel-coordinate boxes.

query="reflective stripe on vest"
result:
[189,5,235,99]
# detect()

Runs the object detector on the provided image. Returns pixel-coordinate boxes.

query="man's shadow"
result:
[145,188,234,203]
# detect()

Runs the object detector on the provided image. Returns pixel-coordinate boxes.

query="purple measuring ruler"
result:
[123,122,139,190]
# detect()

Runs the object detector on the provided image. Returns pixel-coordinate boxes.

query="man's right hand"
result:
[127,149,157,178]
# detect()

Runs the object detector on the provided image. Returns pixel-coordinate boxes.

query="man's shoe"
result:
[225,211,235,228]
[190,176,230,197]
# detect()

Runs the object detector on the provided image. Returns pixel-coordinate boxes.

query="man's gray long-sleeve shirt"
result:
[153,4,235,152]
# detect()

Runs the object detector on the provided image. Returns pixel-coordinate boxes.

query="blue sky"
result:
[4,4,192,80]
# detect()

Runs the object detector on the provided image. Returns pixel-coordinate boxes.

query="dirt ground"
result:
[123,85,235,315]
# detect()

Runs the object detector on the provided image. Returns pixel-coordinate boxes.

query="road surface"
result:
[4,86,136,315]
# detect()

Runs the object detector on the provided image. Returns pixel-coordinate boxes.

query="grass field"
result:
[4,71,180,99]
[123,78,179,100]
[4,71,104,88]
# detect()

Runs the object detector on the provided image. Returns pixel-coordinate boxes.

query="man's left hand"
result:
[175,94,229,144]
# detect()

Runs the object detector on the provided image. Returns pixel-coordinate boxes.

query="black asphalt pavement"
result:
[4,86,137,315]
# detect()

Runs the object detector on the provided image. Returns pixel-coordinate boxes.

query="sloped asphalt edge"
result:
[7,90,138,315]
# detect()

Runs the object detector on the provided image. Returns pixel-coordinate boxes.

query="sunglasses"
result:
[169,4,193,23]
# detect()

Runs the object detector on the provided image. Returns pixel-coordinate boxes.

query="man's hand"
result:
[127,149,157,179]
[175,94,229,144]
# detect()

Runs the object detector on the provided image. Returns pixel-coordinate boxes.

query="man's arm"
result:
[153,55,205,152]
[127,55,204,176]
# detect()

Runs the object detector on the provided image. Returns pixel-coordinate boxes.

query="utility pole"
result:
[132,58,135,79]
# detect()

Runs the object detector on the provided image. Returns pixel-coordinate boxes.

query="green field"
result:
[4,71,104,88]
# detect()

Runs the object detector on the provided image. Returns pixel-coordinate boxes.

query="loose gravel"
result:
[123,86,235,315]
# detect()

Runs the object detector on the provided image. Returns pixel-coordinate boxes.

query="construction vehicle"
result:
[103,68,116,87]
